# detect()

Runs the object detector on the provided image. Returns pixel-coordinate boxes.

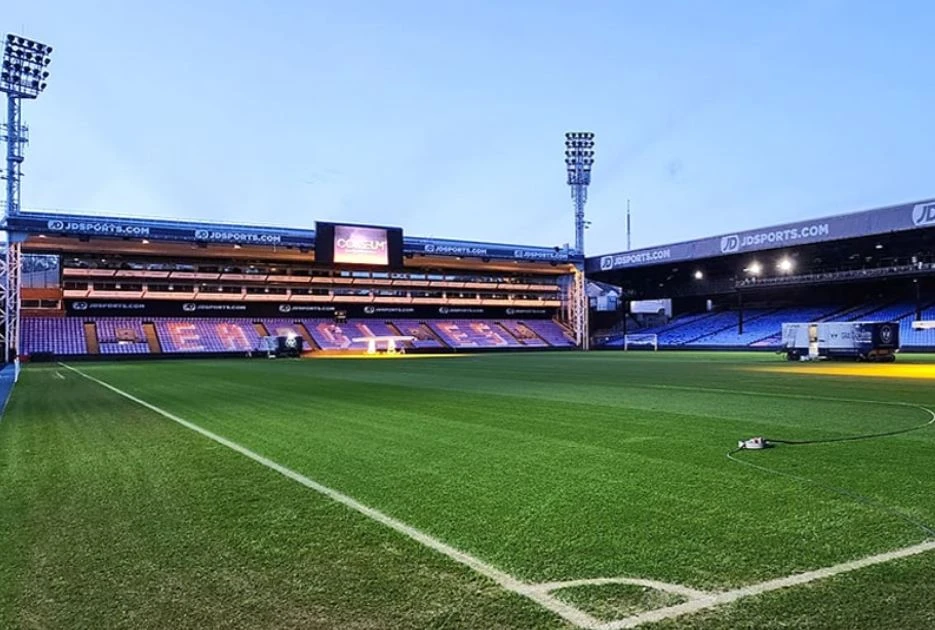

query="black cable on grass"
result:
[728,404,935,538]
[765,407,935,446]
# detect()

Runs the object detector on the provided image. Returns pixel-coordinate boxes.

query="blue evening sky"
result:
[6,1,934,255]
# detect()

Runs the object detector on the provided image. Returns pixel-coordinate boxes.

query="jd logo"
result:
[720,234,740,253]
[72,301,88,311]
[278,304,292,313]
[194,229,210,240]
[363,306,376,314]
[912,203,935,226]
[47,219,65,231]
[182,303,197,312]
[599,256,614,271]
[438,307,450,315]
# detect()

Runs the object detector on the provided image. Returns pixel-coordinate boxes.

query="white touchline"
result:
[57,363,601,629]
[594,540,935,630]
[59,363,935,629]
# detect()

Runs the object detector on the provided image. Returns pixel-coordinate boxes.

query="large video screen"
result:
[316,222,403,267]
[334,225,389,265]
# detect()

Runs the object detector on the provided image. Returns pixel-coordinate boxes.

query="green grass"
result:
[1,352,934,628]
[553,583,685,621]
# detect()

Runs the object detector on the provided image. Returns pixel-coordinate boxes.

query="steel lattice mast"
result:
[564,132,595,255]
[1,34,53,364]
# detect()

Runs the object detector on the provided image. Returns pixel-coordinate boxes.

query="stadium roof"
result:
[586,197,935,274]
[6,210,581,264]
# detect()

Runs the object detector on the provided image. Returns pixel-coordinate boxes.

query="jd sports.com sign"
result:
[912,202,935,226]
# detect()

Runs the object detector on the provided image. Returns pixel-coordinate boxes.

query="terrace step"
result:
[83,321,100,355]
[143,322,162,353]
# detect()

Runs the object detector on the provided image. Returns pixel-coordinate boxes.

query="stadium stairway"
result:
[83,322,100,355]
[143,322,162,353]
[391,321,447,349]
[523,320,576,347]
[429,320,523,348]
[499,321,549,347]
[295,322,319,350]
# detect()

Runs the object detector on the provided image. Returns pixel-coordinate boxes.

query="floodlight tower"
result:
[1,34,53,365]
[564,132,595,255]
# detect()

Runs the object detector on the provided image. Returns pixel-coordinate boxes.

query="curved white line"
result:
[533,576,708,601]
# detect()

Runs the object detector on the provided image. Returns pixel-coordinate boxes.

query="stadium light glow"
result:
[693,270,704,280]
[778,258,794,273]
[746,261,763,276]
[565,131,595,255]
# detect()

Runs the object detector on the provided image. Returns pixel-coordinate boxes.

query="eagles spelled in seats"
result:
[20,317,576,355]
[310,321,394,350]
[433,321,518,348]
[163,321,256,352]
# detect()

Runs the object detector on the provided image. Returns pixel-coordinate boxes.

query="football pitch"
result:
[2,352,934,629]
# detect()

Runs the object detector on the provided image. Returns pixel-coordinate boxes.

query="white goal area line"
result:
[59,363,935,629]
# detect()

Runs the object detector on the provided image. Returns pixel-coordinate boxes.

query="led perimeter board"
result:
[315,222,404,268]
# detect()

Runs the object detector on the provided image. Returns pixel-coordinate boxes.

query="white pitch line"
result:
[58,362,935,629]
[596,539,935,630]
[57,363,601,630]
[533,576,708,601]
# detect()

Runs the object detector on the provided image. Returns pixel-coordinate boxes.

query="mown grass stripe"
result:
[59,362,602,629]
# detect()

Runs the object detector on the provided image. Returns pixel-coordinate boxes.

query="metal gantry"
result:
[1,34,53,363]
[0,240,21,366]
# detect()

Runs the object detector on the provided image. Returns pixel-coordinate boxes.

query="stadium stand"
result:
[586,197,935,354]
[686,306,834,347]
[622,309,771,347]
[905,305,935,347]
[22,318,87,356]
[96,318,150,355]
[522,320,576,347]
[607,301,935,350]
[429,321,522,348]
[301,320,402,350]
[499,321,549,347]
[261,320,309,343]
[154,319,261,353]
[391,321,446,349]
[19,315,594,357]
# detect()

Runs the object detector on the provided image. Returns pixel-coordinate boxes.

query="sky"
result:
[5,0,935,255]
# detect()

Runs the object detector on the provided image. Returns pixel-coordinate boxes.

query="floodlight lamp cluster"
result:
[2,34,53,98]
[565,132,595,185]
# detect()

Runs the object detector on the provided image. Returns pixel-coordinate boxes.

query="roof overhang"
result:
[7,210,583,266]
[586,197,935,273]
